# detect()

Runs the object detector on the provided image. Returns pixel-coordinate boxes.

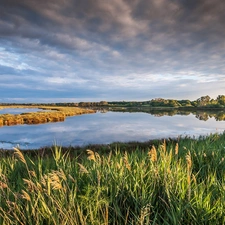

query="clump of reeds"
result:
[0,133,225,224]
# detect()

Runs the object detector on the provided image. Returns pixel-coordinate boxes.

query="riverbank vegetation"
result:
[106,94,225,108]
[68,94,225,109]
[1,132,225,224]
[0,106,95,126]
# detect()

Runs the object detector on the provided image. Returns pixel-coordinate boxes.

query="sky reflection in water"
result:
[0,108,43,115]
[0,111,224,150]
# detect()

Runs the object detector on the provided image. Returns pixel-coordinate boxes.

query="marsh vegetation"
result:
[0,106,95,126]
[1,133,225,224]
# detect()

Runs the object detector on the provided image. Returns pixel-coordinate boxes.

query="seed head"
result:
[123,151,131,171]
[148,145,157,162]
[175,143,179,155]
[14,147,26,164]
[21,190,31,201]
[86,149,96,162]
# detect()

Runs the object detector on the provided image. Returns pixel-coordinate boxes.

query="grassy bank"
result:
[0,106,96,126]
[0,132,225,224]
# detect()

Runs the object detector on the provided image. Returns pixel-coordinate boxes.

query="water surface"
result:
[0,108,45,115]
[0,111,224,150]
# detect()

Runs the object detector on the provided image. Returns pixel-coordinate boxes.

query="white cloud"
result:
[0,0,225,102]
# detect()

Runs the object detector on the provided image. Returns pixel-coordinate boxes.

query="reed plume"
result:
[77,163,89,174]
[186,151,192,201]
[0,181,8,189]
[21,190,31,201]
[148,145,157,162]
[23,179,37,192]
[123,151,131,171]
[175,143,179,155]
[14,147,26,164]
[86,149,96,162]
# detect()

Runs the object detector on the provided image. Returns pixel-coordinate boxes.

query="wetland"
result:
[0,105,224,150]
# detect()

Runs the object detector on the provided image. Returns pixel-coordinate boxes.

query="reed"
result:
[0,132,225,224]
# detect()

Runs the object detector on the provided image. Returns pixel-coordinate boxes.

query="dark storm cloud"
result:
[1,0,225,102]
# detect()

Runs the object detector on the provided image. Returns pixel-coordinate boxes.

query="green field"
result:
[1,132,225,224]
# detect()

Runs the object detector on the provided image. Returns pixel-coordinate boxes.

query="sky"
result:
[1,0,225,103]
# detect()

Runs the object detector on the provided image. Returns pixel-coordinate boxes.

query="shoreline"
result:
[1,132,224,156]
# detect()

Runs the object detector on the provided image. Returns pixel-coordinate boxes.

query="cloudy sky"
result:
[1,0,225,103]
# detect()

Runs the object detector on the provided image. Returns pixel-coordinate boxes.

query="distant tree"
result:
[178,100,192,107]
[217,95,225,105]
[167,99,180,107]
[100,101,108,106]
[78,102,86,107]
[196,95,211,106]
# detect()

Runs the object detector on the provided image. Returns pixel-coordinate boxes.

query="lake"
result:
[0,109,224,150]
[0,107,44,115]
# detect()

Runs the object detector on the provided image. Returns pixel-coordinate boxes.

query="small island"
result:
[0,106,96,126]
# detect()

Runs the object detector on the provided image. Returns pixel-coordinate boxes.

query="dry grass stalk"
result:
[0,181,8,189]
[104,206,109,225]
[186,151,192,200]
[186,151,192,170]
[13,147,26,164]
[59,169,67,181]
[77,163,89,174]
[148,145,157,162]
[29,170,37,178]
[116,162,121,169]
[167,168,171,174]
[49,172,60,184]
[139,204,151,225]
[51,169,67,181]
[68,174,76,183]
[23,179,37,192]
[95,152,102,163]
[6,200,16,208]
[192,174,197,184]
[107,151,112,164]
[86,149,96,162]
[41,176,47,187]
[51,181,62,190]
[21,190,31,201]
[175,143,179,155]
[41,171,63,190]
[123,151,131,171]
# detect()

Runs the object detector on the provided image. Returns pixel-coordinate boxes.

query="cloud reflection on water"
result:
[0,112,224,150]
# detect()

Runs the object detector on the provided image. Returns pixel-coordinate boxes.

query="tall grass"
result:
[1,133,225,224]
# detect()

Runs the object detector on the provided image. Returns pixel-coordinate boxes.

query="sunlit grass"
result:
[0,106,95,126]
[0,132,225,224]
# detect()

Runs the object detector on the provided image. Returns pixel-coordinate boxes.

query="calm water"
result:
[0,108,48,115]
[0,110,224,149]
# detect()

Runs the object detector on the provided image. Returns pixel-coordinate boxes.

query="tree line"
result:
[1,95,225,108]
[106,95,225,108]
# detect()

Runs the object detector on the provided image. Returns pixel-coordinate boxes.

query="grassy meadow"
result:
[1,132,225,224]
